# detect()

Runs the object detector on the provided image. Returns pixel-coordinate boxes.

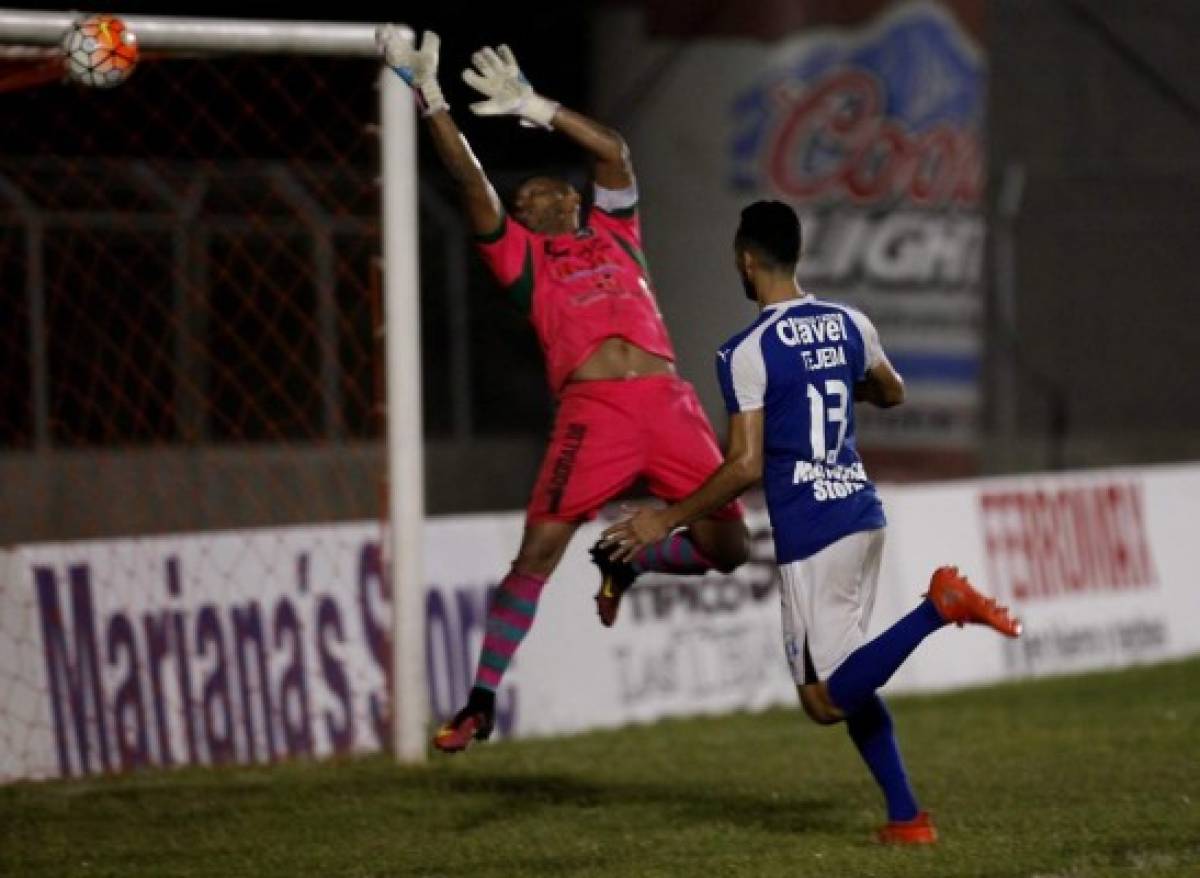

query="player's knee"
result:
[513,547,557,577]
[711,522,751,573]
[513,531,570,577]
[800,700,840,726]
[722,531,751,572]
[713,553,743,575]
[513,520,573,575]
[798,685,843,726]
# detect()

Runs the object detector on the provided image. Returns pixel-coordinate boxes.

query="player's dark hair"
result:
[735,200,802,269]
[511,171,580,200]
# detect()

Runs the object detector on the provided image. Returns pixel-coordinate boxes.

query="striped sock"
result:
[630,531,714,576]
[473,570,547,693]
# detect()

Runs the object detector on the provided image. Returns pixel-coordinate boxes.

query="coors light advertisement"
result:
[596,0,986,477]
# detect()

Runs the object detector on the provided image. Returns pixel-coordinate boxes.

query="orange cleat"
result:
[926,566,1022,638]
[877,810,938,845]
[432,706,494,754]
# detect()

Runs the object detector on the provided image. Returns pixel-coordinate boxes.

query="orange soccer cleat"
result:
[877,810,938,845]
[926,566,1022,638]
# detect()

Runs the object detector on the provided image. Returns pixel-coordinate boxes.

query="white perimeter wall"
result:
[2,462,1197,782]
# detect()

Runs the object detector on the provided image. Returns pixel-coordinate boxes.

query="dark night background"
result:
[2,0,1199,541]
[95,1,596,170]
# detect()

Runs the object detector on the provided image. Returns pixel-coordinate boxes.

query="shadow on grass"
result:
[4,756,848,851]
[407,770,845,836]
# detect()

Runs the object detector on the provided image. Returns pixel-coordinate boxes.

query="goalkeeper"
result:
[377,27,750,752]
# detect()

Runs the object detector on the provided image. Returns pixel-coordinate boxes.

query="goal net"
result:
[0,12,426,782]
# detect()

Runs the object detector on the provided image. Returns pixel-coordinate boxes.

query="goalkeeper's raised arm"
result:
[377,27,634,227]
[376,26,504,237]
[460,43,633,190]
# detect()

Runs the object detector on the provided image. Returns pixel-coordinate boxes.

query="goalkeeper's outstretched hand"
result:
[462,45,559,129]
[376,25,447,115]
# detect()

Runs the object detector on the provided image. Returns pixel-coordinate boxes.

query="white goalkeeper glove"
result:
[462,45,559,129]
[376,25,448,116]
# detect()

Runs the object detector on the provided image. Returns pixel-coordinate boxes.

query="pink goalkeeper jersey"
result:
[475,182,676,395]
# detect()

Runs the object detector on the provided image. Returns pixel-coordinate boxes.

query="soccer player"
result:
[376,28,750,752]
[602,201,1021,844]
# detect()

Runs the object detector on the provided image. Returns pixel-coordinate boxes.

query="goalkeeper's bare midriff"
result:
[568,337,675,383]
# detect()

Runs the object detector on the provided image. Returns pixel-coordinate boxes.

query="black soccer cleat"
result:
[589,539,639,628]
[432,688,495,753]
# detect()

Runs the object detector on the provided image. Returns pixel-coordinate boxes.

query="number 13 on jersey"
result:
[807,379,849,464]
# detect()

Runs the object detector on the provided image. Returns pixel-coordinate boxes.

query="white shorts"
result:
[779,528,884,685]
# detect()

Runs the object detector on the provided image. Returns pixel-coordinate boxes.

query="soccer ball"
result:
[61,14,139,89]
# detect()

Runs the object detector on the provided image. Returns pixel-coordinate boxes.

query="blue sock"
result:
[847,694,919,822]
[826,598,944,714]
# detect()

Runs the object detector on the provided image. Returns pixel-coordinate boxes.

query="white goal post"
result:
[0,9,427,765]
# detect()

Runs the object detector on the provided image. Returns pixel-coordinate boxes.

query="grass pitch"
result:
[3,658,1198,877]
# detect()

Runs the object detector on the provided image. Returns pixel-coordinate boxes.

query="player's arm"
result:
[550,108,633,190]
[425,113,505,236]
[604,338,766,558]
[845,307,905,408]
[460,45,634,190]
[855,357,905,408]
[377,26,503,237]
[601,410,763,561]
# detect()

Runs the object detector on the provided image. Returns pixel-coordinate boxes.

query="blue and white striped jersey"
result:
[716,294,886,563]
